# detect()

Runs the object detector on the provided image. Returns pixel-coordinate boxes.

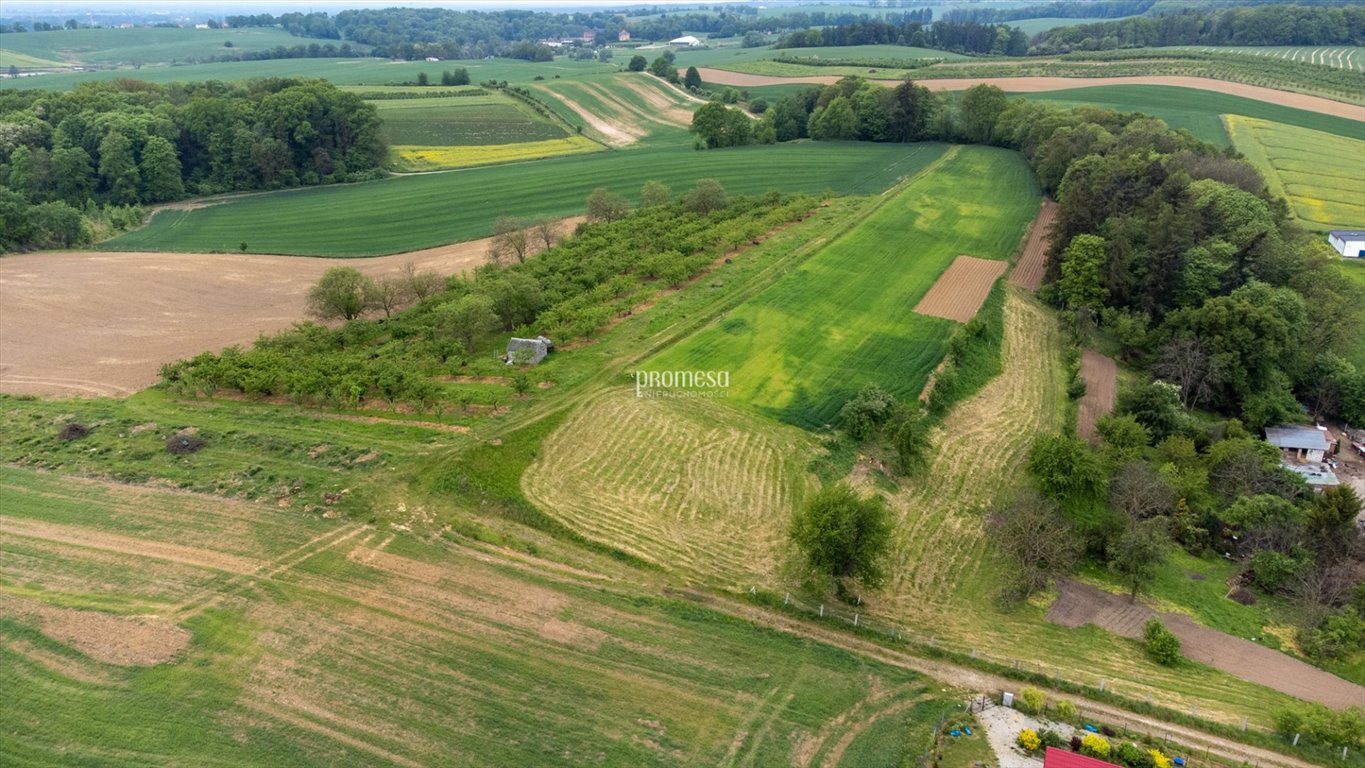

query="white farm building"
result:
[1328,230,1365,258]
[668,35,703,47]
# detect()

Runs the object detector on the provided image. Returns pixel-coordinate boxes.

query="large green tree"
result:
[138,135,184,203]
[1108,517,1170,601]
[1057,233,1109,312]
[97,131,141,205]
[790,483,892,591]
[958,83,1008,144]
[306,267,370,322]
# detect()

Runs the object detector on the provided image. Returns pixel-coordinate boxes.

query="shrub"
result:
[1144,619,1181,665]
[1018,686,1045,714]
[1150,748,1173,768]
[1070,735,1083,752]
[1039,729,1065,749]
[58,422,90,441]
[1054,700,1077,721]
[1017,729,1042,752]
[1080,733,1111,759]
[1116,742,1152,768]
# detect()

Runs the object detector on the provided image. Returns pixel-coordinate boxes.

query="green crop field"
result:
[103,142,945,256]
[374,94,567,146]
[1012,85,1365,147]
[0,55,617,91]
[674,43,969,71]
[1225,115,1365,231]
[0,464,949,766]
[0,26,348,67]
[0,49,69,69]
[1011,16,1138,35]
[531,73,697,146]
[648,145,1039,428]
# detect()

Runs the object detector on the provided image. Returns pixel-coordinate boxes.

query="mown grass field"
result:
[531,73,698,146]
[0,26,348,67]
[0,48,69,69]
[999,85,1365,147]
[103,142,946,256]
[647,144,1038,428]
[1174,45,1365,71]
[1224,115,1365,231]
[0,463,951,767]
[0,55,617,91]
[375,93,567,146]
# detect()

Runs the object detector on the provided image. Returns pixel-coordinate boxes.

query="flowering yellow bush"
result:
[1150,748,1173,768]
[1017,729,1042,752]
[1080,733,1111,759]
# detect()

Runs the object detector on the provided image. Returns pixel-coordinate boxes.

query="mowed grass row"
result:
[649,144,1039,428]
[103,142,949,256]
[0,463,946,767]
[1224,115,1365,231]
[374,93,567,146]
[1012,85,1365,147]
[0,55,617,91]
[0,26,347,67]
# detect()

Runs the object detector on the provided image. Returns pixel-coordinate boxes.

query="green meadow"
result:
[103,142,944,256]
[374,93,567,146]
[1225,115,1365,231]
[0,26,349,67]
[648,144,1039,428]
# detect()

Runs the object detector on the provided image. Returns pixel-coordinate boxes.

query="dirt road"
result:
[0,219,582,398]
[695,70,1365,121]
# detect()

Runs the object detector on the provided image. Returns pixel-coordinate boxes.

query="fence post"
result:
[819,604,824,618]
[1241,718,1247,733]
[1191,704,1197,718]
[930,635,936,648]
[1342,746,1348,761]
[784,592,789,606]
[971,648,977,659]
[1099,679,1106,693]
[854,613,859,627]
[1292,733,1300,747]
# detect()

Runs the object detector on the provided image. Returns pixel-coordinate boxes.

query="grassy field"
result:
[1174,45,1365,72]
[1225,115,1365,231]
[1339,260,1365,370]
[530,73,698,146]
[392,136,602,171]
[103,142,947,256]
[0,55,618,91]
[1014,85,1365,147]
[0,463,951,767]
[0,49,70,69]
[672,43,969,70]
[374,93,568,146]
[0,26,350,67]
[647,144,1038,428]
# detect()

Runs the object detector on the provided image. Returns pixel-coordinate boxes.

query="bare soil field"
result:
[913,255,1008,322]
[1008,200,1057,291]
[0,220,581,398]
[0,594,189,666]
[1048,580,1365,710]
[1078,349,1117,442]
[694,70,1365,120]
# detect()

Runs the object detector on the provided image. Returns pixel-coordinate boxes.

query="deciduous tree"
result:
[307,267,369,322]
[790,482,892,592]
[986,489,1079,602]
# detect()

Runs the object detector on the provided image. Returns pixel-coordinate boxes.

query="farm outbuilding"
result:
[1328,230,1365,258]
[504,336,554,365]
[1265,424,1332,463]
[668,35,702,47]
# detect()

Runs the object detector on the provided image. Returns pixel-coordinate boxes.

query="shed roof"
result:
[1283,462,1340,487]
[1329,230,1365,239]
[1265,425,1330,452]
[1044,747,1122,768]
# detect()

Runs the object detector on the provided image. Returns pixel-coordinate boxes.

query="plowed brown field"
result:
[1078,349,1118,442]
[1008,199,1057,291]
[913,255,1007,322]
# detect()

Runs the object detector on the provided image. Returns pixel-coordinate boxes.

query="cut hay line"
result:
[0,515,260,574]
[1077,349,1118,443]
[531,85,644,147]
[1009,199,1057,291]
[913,255,1008,322]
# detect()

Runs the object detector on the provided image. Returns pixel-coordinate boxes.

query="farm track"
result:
[1008,199,1056,291]
[0,217,581,398]
[1048,580,1365,710]
[694,70,1365,121]
[1078,350,1118,443]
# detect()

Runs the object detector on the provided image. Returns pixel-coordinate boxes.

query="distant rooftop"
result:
[1329,230,1365,239]
[1283,462,1340,487]
[1265,424,1330,452]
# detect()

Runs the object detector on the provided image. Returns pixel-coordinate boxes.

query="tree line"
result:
[942,0,1156,24]
[0,78,386,252]
[778,19,1029,56]
[159,183,816,412]
[1031,3,1365,53]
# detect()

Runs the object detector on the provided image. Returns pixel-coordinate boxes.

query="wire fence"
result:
[741,585,1363,767]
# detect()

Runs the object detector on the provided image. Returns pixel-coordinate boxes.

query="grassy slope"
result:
[649,144,1038,428]
[1224,114,1365,231]
[0,465,943,767]
[103,142,945,256]
[673,43,969,70]
[0,56,617,91]
[1009,85,1365,147]
[0,27,348,66]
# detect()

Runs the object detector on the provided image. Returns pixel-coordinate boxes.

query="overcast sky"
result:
[1,0,765,12]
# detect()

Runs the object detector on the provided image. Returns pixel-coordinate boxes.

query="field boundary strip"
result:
[1008,199,1057,291]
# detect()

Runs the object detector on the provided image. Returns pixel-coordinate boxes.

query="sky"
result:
[0,0,770,12]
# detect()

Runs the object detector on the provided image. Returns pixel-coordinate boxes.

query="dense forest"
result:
[777,19,1028,55]
[1032,3,1365,52]
[0,78,385,252]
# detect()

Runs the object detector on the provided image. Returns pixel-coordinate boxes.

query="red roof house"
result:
[1043,747,1123,768]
